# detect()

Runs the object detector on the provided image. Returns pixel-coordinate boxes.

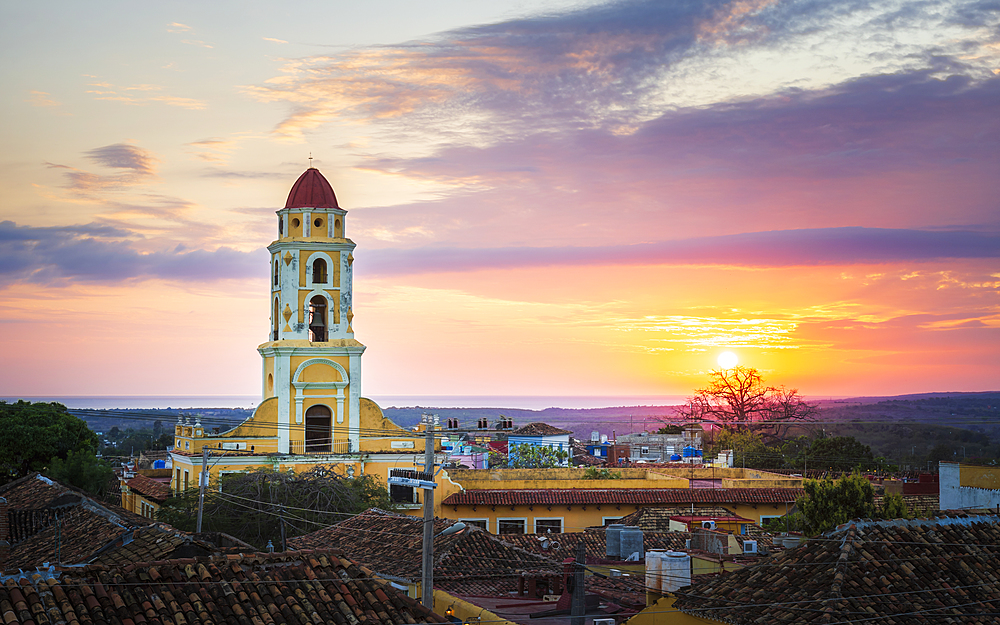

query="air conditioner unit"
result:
[701,520,716,530]
[743,540,758,554]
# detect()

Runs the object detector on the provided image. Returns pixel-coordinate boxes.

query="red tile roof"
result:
[509,422,572,436]
[285,167,339,208]
[288,509,561,594]
[125,473,171,502]
[673,514,1000,623]
[0,550,446,624]
[1,473,157,572]
[442,488,805,507]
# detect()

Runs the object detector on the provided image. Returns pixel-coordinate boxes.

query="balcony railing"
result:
[288,440,353,455]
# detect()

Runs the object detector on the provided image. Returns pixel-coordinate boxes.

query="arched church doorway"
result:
[305,405,332,452]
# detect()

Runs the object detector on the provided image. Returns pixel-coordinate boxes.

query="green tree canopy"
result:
[0,401,99,484]
[797,472,876,536]
[157,467,396,549]
[797,436,877,472]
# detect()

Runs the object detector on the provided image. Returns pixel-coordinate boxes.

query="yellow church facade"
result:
[169,167,436,495]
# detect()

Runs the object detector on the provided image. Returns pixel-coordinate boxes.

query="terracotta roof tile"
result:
[673,514,1000,623]
[500,529,691,562]
[0,550,445,624]
[288,509,561,594]
[442,487,805,507]
[508,422,572,436]
[125,473,171,502]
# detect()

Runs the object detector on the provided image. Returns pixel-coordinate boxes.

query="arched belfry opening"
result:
[312,258,327,284]
[304,405,332,452]
[308,296,327,342]
[273,298,280,341]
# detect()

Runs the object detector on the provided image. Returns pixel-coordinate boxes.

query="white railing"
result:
[288,440,353,455]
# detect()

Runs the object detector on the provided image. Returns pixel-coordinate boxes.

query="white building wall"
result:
[940,462,1000,510]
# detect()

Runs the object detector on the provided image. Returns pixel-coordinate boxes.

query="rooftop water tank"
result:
[606,524,625,558]
[670,454,682,462]
[621,527,644,560]
[661,551,692,592]
[683,445,697,457]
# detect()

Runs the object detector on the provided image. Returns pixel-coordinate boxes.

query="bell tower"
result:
[259,167,366,454]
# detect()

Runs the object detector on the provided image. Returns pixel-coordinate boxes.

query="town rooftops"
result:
[442,487,805,507]
[0,473,156,572]
[285,167,339,209]
[508,422,572,436]
[0,549,446,624]
[288,508,560,594]
[672,513,1000,623]
[125,472,171,502]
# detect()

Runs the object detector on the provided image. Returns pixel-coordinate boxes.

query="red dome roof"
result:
[285,168,339,209]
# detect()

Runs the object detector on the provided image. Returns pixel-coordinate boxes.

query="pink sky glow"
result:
[1,0,997,400]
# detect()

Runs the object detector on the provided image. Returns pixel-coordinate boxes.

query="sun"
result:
[717,351,738,369]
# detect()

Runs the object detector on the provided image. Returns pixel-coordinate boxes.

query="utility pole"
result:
[196,447,209,533]
[421,414,436,609]
[571,540,586,625]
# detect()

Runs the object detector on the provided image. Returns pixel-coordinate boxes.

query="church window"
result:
[273,257,279,286]
[334,218,342,237]
[305,405,332,453]
[314,217,323,228]
[292,218,300,228]
[312,258,327,284]
[273,298,280,341]
[278,216,283,235]
[308,296,327,342]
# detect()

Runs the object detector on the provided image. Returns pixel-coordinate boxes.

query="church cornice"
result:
[257,340,367,357]
[267,239,356,253]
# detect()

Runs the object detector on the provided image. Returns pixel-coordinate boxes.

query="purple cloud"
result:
[84,143,157,174]
[358,228,1000,275]
[0,221,264,285]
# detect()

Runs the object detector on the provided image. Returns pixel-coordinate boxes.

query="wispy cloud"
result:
[263,37,287,44]
[247,0,1000,141]
[166,22,192,33]
[181,39,213,49]
[26,90,62,108]
[84,79,206,109]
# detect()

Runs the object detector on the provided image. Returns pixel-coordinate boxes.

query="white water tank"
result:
[645,550,664,594]
[661,551,692,592]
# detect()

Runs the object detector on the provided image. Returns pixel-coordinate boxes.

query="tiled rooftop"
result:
[673,514,1000,623]
[617,506,747,531]
[500,529,691,562]
[508,422,572,436]
[442,487,805,506]
[1,473,156,572]
[90,523,255,567]
[288,509,561,594]
[125,473,172,502]
[0,550,446,624]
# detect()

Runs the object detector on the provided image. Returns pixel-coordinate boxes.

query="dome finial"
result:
[308,152,313,168]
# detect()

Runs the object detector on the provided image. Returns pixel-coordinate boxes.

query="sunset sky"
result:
[1,0,998,400]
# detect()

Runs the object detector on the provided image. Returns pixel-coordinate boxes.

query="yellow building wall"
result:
[437,502,642,533]
[960,465,1000,490]
[447,468,689,490]
[627,595,722,625]
[431,590,519,625]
